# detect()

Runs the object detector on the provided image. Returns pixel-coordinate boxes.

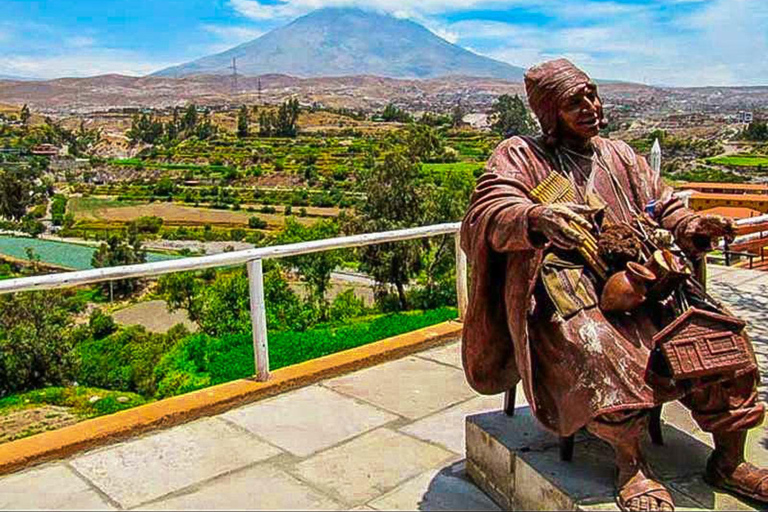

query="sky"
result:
[0,0,766,86]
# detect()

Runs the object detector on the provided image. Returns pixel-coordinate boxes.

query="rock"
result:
[117,396,130,403]
[89,395,101,403]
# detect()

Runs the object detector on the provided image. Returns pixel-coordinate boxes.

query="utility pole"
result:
[229,57,239,97]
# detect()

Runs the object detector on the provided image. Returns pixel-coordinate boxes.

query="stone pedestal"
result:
[466,407,759,511]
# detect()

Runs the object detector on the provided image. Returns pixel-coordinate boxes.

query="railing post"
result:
[455,232,468,322]
[247,259,270,382]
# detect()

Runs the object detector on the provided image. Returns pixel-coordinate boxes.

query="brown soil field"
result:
[77,202,316,229]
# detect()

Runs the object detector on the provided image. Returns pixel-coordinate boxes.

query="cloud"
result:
[65,36,97,48]
[0,49,176,79]
[447,0,768,86]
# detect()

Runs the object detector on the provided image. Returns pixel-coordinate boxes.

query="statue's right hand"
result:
[529,203,595,250]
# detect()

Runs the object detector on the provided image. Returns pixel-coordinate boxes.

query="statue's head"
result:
[524,59,608,146]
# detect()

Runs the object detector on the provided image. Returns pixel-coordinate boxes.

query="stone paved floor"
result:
[1,265,768,511]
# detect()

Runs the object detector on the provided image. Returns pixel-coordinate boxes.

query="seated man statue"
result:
[461,58,768,511]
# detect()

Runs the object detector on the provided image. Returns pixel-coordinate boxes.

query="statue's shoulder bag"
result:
[652,307,755,380]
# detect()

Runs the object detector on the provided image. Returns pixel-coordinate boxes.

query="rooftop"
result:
[0,265,767,510]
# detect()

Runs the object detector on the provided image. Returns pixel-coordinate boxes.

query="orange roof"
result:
[700,206,764,219]
[675,182,768,192]
[690,192,768,202]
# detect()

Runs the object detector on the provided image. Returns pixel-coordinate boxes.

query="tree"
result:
[258,99,300,137]
[127,113,163,145]
[0,160,46,221]
[381,104,412,123]
[237,105,250,138]
[355,145,425,310]
[451,101,466,128]
[91,232,147,297]
[489,94,536,138]
[273,217,344,317]
[158,272,203,323]
[181,104,199,133]
[0,291,76,397]
[20,104,31,126]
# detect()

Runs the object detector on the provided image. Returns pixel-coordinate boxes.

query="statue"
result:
[461,58,768,511]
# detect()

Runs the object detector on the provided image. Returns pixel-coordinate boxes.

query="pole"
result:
[455,232,468,322]
[247,259,270,381]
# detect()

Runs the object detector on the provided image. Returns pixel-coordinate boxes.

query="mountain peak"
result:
[153,8,523,81]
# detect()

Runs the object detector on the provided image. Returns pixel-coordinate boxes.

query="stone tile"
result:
[401,394,512,455]
[293,428,455,506]
[369,463,500,511]
[135,463,341,510]
[324,356,476,420]
[416,342,462,369]
[0,464,114,510]
[644,422,714,480]
[670,475,758,511]
[71,418,281,509]
[223,385,398,457]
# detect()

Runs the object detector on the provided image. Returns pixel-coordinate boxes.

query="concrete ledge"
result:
[0,320,462,476]
[466,408,759,511]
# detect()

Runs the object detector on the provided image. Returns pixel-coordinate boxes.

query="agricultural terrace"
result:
[0,101,507,443]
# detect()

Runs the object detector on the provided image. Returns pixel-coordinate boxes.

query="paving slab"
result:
[401,389,528,455]
[416,342,462,369]
[323,356,476,420]
[222,385,398,457]
[293,428,455,506]
[466,410,756,511]
[368,462,500,511]
[670,475,759,511]
[70,418,281,509]
[135,463,342,510]
[0,463,114,510]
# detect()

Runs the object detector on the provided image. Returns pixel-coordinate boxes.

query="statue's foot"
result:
[617,468,675,512]
[705,456,768,503]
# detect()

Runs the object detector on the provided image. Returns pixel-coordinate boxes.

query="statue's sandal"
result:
[616,471,675,512]
[705,456,768,504]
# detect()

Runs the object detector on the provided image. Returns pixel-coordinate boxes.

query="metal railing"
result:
[0,223,467,382]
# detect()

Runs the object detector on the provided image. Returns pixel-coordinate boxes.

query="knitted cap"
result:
[524,59,593,135]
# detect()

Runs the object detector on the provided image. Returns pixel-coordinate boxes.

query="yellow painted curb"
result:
[0,320,463,476]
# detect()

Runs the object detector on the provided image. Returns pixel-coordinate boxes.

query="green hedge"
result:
[154,307,457,398]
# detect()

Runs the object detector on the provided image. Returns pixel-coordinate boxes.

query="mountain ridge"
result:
[153,7,525,80]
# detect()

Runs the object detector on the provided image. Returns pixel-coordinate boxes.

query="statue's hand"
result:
[677,214,736,256]
[529,203,596,250]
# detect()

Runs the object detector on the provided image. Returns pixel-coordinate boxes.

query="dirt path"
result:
[0,406,79,444]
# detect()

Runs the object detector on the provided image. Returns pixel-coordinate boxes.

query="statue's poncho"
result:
[460,135,697,435]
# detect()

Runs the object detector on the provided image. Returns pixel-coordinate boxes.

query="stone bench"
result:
[466,407,760,511]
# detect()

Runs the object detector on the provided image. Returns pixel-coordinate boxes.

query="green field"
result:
[0,236,178,270]
[706,155,768,168]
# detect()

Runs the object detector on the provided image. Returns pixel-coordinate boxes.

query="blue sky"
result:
[1,0,766,86]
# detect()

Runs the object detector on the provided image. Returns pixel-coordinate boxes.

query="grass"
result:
[0,387,149,419]
[706,155,768,168]
[422,162,484,174]
[68,196,141,216]
[154,307,458,398]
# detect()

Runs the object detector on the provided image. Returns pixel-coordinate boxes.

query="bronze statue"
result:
[461,58,768,511]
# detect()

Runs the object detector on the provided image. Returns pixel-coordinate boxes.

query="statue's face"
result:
[557,83,602,141]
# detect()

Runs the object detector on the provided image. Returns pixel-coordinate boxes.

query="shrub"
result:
[329,289,367,322]
[74,324,189,396]
[248,216,268,229]
[88,310,117,339]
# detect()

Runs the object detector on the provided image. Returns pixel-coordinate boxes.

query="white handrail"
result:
[0,223,461,295]
[0,222,466,383]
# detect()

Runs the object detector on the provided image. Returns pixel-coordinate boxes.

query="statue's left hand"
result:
[677,214,736,256]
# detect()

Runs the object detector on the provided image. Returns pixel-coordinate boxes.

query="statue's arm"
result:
[635,152,696,239]
[464,140,547,254]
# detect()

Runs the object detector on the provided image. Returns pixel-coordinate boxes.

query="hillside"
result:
[153,7,524,80]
